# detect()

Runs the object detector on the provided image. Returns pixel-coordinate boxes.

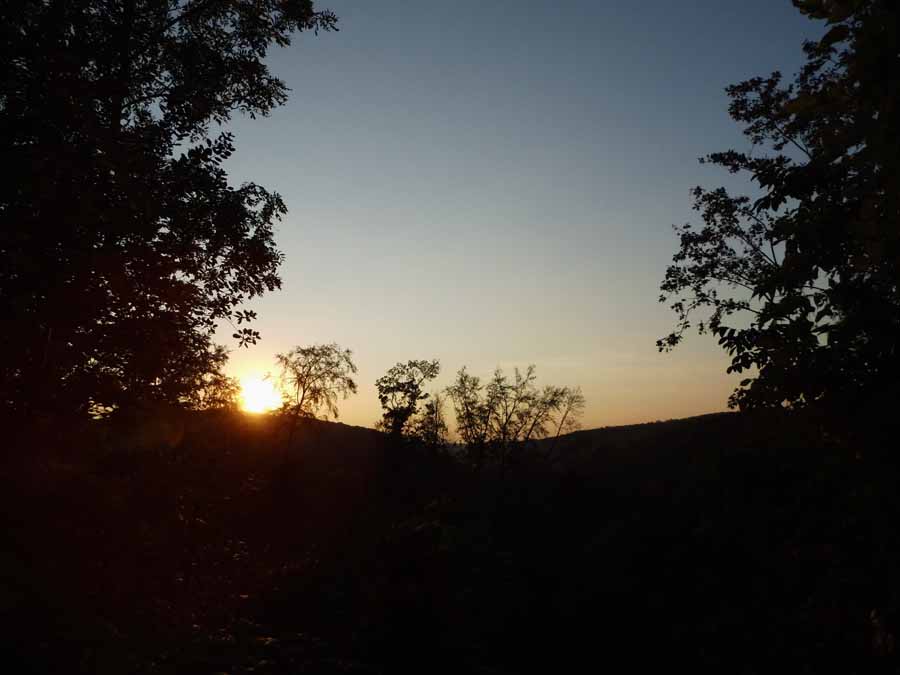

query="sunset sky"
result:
[217,0,821,429]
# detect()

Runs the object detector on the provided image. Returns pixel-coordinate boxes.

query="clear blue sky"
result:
[219,0,822,429]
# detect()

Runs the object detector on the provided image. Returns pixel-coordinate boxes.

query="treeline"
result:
[273,344,585,468]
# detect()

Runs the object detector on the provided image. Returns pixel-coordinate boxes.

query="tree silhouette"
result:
[0,1,337,416]
[446,365,585,468]
[445,367,491,466]
[180,345,241,411]
[408,392,449,451]
[547,386,586,456]
[375,359,441,438]
[276,343,357,442]
[658,0,898,413]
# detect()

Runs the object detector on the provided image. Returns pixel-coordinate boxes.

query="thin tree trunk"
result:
[548,409,570,459]
[286,386,306,450]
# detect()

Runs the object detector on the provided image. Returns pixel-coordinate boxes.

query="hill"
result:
[1,409,897,673]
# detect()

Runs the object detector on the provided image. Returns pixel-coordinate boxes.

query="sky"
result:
[218,0,823,430]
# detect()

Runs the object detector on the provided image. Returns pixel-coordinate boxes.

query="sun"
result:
[239,376,281,413]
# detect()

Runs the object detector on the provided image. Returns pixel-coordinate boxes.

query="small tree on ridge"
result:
[276,343,357,442]
[375,359,441,438]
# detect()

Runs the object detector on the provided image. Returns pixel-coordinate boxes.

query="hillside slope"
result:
[1,410,897,673]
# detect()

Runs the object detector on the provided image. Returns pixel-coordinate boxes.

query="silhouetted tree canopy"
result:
[0,0,337,416]
[183,346,241,411]
[446,365,584,468]
[659,0,899,412]
[375,359,440,437]
[276,343,357,421]
[408,391,449,450]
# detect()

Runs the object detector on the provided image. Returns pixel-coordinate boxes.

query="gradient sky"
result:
[217,0,822,430]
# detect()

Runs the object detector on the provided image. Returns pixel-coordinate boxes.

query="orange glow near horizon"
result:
[239,376,281,414]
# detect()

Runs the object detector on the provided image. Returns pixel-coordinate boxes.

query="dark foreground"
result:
[2,410,898,673]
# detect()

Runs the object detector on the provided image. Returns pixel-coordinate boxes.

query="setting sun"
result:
[239,376,281,413]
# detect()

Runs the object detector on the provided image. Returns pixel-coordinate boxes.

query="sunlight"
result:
[239,376,281,414]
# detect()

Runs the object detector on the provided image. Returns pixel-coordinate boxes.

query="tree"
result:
[445,367,492,465]
[0,1,338,416]
[446,365,585,468]
[658,0,899,413]
[275,344,358,429]
[408,392,449,451]
[180,346,241,411]
[375,359,441,437]
[546,386,586,456]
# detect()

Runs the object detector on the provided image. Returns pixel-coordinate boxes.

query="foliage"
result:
[658,0,899,411]
[0,0,337,416]
[182,346,241,412]
[446,365,584,467]
[11,409,890,673]
[275,343,358,421]
[375,359,441,437]
[546,385,587,455]
[408,391,450,450]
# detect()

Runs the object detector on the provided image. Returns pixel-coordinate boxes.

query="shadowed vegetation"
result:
[2,410,899,673]
[1,0,898,672]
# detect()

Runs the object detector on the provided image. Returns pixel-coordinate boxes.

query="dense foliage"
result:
[0,0,337,416]
[375,359,441,437]
[407,391,450,450]
[659,0,898,412]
